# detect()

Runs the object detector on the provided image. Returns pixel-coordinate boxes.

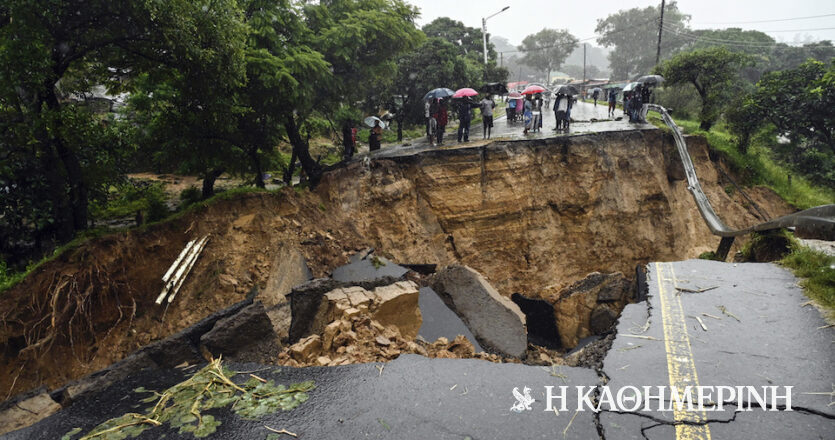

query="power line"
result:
[662,24,835,48]
[691,13,835,25]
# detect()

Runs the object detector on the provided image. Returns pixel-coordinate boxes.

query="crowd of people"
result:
[339,81,655,159]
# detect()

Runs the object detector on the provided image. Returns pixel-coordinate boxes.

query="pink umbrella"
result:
[508,91,523,99]
[453,88,479,98]
[521,85,546,95]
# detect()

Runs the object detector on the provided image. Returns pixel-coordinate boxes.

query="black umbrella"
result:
[637,75,664,86]
[480,82,508,95]
[553,84,579,95]
[423,88,455,101]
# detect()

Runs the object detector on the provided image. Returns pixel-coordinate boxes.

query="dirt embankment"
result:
[0,129,792,399]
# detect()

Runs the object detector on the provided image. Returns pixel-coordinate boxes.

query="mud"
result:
[0,130,793,400]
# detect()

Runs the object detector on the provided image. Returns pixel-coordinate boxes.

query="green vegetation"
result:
[649,109,835,210]
[91,183,169,222]
[62,358,314,440]
[781,244,835,320]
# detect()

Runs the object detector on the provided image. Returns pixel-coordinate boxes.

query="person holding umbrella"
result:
[369,119,383,151]
[452,88,479,143]
[553,93,570,131]
[607,89,618,118]
[640,83,652,123]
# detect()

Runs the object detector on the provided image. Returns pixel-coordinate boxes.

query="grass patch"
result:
[780,244,835,321]
[653,112,834,210]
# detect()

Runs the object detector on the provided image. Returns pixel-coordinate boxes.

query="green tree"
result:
[277,0,422,184]
[0,0,246,262]
[389,37,483,126]
[596,1,690,79]
[421,17,506,83]
[517,29,578,84]
[739,60,835,186]
[656,47,752,130]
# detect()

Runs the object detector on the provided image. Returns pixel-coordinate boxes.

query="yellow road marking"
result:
[656,262,712,440]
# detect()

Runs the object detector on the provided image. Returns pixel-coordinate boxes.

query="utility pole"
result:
[656,0,666,65]
[582,43,586,97]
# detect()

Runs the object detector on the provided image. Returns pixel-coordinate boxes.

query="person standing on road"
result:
[628,85,643,123]
[433,98,448,146]
[607,89,617,118]
[640,84,652,123]
[533,93,544,131]
[522,95,533,135]
[425,99,432,138]
[456,97,476,143]
[507,98,517,122]
[592,89,600,107]
[369,120,382,151]
[342,120,355,160]
[479,95,495,139]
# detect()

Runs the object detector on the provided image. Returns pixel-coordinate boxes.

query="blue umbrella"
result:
[423,88,455,101]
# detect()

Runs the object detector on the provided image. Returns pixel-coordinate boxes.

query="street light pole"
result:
[482,6,510,65]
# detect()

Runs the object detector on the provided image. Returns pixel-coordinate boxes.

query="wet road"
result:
[603,260,834,439]
[370,100,655,159]
[6,260,833,439]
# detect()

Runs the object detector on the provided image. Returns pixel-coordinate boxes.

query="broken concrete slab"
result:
[260,245,312,308]
[200,302,276,358]
[308,281,422,340]
[418,287,483,352]
[287,276,405,342]
[371,282,422,339]
[428,265,527,358]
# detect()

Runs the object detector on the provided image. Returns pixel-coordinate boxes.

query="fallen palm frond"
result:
[62,357,314,440]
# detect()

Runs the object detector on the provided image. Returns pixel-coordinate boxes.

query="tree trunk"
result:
[283,115,322,186]
[249,148,265,188]
[37,144,74,242]
[45,86,88,232]
[284,148,297,185]
[201,167,224,199]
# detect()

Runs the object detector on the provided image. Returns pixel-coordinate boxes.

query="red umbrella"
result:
[521,85,546,95]
[452,88,479,98]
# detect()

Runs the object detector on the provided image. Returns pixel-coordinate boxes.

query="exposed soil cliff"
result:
[0,129,792,399]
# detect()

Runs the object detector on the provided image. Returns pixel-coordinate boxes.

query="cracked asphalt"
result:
[4,259,833,439]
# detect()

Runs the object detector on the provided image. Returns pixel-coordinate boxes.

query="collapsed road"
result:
[1,102,833,439]
[3,260,832,439]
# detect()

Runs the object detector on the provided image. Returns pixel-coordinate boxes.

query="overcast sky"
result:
[408,0,835,47]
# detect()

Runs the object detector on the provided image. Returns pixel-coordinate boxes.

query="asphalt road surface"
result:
[5,259,833,439]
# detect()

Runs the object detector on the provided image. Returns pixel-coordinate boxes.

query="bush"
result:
[179,186,203,207]
[91,181,169,221]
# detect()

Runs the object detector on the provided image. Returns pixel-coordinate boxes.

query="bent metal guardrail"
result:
[648,104,835,259]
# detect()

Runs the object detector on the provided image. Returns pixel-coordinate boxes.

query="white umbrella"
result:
[363,116,387,129]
